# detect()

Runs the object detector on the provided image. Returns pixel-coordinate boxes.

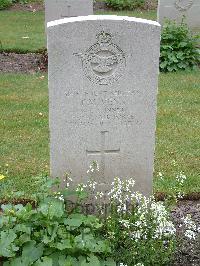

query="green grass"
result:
[0,71,200,197]
[0,73,49,196]
[96,9,156,20]
[154,70,200,194]
[0,9,156,52]
[0,11,46,52]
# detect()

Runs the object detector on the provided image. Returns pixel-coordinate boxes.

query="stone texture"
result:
[47,15,160,196]
[158,0,200,29]
[45,0,93,26]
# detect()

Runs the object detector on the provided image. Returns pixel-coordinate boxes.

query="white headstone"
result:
[47,15,161,196]
[45,0,93,26]
[158,0,200,28]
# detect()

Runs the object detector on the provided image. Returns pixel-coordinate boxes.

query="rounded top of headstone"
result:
[47,15,160,28]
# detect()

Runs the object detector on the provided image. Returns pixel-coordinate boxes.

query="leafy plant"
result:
[2,162,198,266]
[160,19,200,72]
[84,163,177,266]
[98,177,176,266]
[0,180,115,266]
[0,0,12,10]
[11,0,29,4]
[105,0,145,10]
[0,0,30,10]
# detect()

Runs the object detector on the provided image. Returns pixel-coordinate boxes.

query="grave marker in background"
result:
[158,0,200,28]
[45,0,93,26]
[47,15,160,196]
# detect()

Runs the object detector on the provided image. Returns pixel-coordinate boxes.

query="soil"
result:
[171,200,200,266]
[0,52,46,73]
[8,2,44,12]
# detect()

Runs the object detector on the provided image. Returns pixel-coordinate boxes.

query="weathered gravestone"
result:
[158,0,200,28]
[47,15,161,196]
[45,0,93,26]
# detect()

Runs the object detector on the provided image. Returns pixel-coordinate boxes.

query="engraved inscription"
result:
[86,131,120,182]
[174,0,193,12]
[64,88,144,127]
[74,31,126,85]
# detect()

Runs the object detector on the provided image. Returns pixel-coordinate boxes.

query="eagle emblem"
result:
[174,0,193,12]
[74,31,126,85]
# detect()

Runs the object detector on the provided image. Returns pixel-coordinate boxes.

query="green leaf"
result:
[22,241,44,264]
[0,230,18,257]
[18,233,31,246]
[101,258,116,266]
[79,255,100,266]
[51,239,72,250]
[3,257,28,266]
[61,190,79,198]
[34,256,53,266]
[14,224,31,234]
[58,255,78,266]
[38,198,64,219]
[64,214,85,227]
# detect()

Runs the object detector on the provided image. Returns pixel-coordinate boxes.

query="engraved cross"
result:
[86,131,120,180]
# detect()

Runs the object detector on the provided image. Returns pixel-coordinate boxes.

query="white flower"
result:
[95,191,104,199]
[87,161,100,174]
[119,219,131,229]
[88,180,97,190]
[55,194,64,202]
[176,172,187,184]
[68,177,73,182]
[185,229,196,240]
[177,192,184,199]
[76,185,84,192]
[158,172,163,179]
[181,214,198,240]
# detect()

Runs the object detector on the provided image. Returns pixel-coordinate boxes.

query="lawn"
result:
[0,9,156,52]
[0,11,46,53]
[0,71,200,198]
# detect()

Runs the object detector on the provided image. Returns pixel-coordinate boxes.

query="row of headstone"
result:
[158,0,200,28]
[45,0,93,25]
[45,0,200,29]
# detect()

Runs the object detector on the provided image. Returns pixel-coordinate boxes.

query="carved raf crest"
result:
[174,0,193,12]
[74,31,126,85]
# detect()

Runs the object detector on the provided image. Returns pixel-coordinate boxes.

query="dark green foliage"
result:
[0,0,12,10]
[0,179,115,266]
[0,0,29,10]
[11,0,29,4]
[160,19,200,72]
[105,0,145,10]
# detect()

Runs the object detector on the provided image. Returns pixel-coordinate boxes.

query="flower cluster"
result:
[106,177,176,241]
[54,191,64,202]
[102,177,176,265]
[87,161,100,174]
[180,214,200,240]
[108,177,135,213]
[176,172,187,185]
